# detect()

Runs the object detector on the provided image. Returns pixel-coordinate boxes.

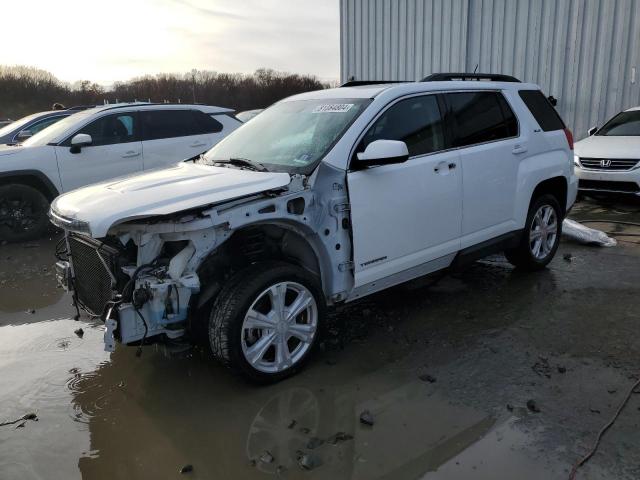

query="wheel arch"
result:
[0,170,60,202]
[530,176,568,217]
[195,219,334,310]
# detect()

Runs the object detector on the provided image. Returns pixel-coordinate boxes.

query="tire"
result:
[0,184,50,242]
[209,261,326,384]
[505,194,562,271]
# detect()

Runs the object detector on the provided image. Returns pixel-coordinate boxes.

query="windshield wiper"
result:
[214,157,268,172]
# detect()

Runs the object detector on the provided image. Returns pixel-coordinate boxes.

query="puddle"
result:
[1,198,640,479]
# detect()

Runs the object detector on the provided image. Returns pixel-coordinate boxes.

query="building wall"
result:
[340,0,640,138]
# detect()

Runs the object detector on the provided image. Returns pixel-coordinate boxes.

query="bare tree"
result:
[0,66,327,119]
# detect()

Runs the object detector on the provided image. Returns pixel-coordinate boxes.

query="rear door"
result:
[55,112,143,191]
[140,109,222,170]
[442,91,522,248]
[347,94,462,289]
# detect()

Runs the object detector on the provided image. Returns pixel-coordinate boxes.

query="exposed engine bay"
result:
[53,167,354,351]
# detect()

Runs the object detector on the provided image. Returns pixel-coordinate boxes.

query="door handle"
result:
[512,144,528,154]
[190,142,207,148]
[122,151,141,158]
[434,162,457,173]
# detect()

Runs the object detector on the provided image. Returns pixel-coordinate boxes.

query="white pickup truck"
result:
[51,74,578,383]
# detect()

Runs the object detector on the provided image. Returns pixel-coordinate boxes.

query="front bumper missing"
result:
[58,262,198,352]
[55,261,71,290]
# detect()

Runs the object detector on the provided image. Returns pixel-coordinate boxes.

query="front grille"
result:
[579,158,639,171]
[68,235,119,315]
[579,179,640,193]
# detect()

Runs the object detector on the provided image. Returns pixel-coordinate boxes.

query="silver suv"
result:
[51,74,578,382]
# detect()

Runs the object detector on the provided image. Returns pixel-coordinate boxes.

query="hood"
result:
[575,135,640,159]
[0,144,24,156]
[52,161,291,237]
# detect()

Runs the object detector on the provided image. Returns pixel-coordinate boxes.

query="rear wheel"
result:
[0,184,50,242]
[505,194,562,271]
[209,261,325,383]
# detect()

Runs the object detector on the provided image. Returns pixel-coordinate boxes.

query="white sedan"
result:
[574,107,640,195]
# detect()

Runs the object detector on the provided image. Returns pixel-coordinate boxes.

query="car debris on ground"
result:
[562,219,617,246]
[0,412,38,428]
[359,410,374,426]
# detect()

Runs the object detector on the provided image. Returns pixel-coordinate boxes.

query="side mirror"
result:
[587,126,598,136]
[16,129,32,140]
[70,133,92,153]
[356,140,409,166]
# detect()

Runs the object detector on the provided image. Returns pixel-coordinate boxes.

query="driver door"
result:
[55,112,143,192]
[347,94,462,289]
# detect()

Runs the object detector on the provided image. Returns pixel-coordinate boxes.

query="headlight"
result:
[48,207,91,234]
[573,154,580,167]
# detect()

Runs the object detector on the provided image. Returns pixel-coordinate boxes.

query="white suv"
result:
[51,75,578,382]
[0,103,240,241]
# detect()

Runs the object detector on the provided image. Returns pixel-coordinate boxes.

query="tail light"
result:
[564,128,574,150]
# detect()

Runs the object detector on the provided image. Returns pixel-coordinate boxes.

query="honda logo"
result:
[600,159,612,168]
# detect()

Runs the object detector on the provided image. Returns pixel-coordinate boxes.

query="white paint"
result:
[51,162,291,237]
[348,148,462,287]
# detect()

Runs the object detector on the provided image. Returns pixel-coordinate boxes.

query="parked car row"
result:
[0,103,241,241]
[2,73,637,381]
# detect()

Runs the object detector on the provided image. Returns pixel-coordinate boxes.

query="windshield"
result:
[23,110,92,146]
[0,112,46,137]
[597,111,640,136]
[202,98,370,173]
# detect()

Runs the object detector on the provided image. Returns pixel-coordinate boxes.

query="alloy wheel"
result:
[529,204,558,260]
[241,281,318,374]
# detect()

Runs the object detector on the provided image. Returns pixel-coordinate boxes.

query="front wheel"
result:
[505,194,562,271]
[0,184,50,242]
[209,262,325,383]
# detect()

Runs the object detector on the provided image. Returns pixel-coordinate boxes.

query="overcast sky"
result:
[0,0,340,85]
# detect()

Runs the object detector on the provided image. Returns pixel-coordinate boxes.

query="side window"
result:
[518,90,565,131]
[357,95,446,158]
[192,111,223,134]
[140,110,201,140]
[30,116,67,135]
[446,92,518,147]
[73,113,137,146]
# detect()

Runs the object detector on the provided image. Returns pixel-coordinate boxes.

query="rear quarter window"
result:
[445,91,518,147]
[518,90,565,131]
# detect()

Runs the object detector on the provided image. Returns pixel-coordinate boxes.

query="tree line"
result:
[0,65,328,119]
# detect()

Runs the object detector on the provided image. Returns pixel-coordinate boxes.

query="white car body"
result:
[51,79,578,380]
[574,106,640,195]
[0,103,240,196]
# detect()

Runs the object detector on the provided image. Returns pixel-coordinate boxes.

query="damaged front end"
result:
[50,165,353,354]
[56,226,203,351]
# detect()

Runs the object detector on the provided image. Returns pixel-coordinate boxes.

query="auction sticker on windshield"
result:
[312,104,354,113]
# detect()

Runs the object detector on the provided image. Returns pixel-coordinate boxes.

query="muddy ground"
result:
[1,196,639,480]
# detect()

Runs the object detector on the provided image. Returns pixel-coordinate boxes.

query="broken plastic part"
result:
[168,244,196,280]
[104,317,117,352]
[562,219,617,247]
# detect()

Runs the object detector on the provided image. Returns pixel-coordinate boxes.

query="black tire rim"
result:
[0,195,41,233]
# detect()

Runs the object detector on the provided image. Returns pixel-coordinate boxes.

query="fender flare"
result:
[0,169,60,200]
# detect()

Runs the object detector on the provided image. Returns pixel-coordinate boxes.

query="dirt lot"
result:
[1,197,639,480]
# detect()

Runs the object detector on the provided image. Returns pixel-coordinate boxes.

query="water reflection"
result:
[68,342,502,480]
[0,236,65,316]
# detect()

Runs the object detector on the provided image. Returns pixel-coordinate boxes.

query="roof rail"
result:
[340,80,410,87]
[66,105,97,111]
[422,73,521,83]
